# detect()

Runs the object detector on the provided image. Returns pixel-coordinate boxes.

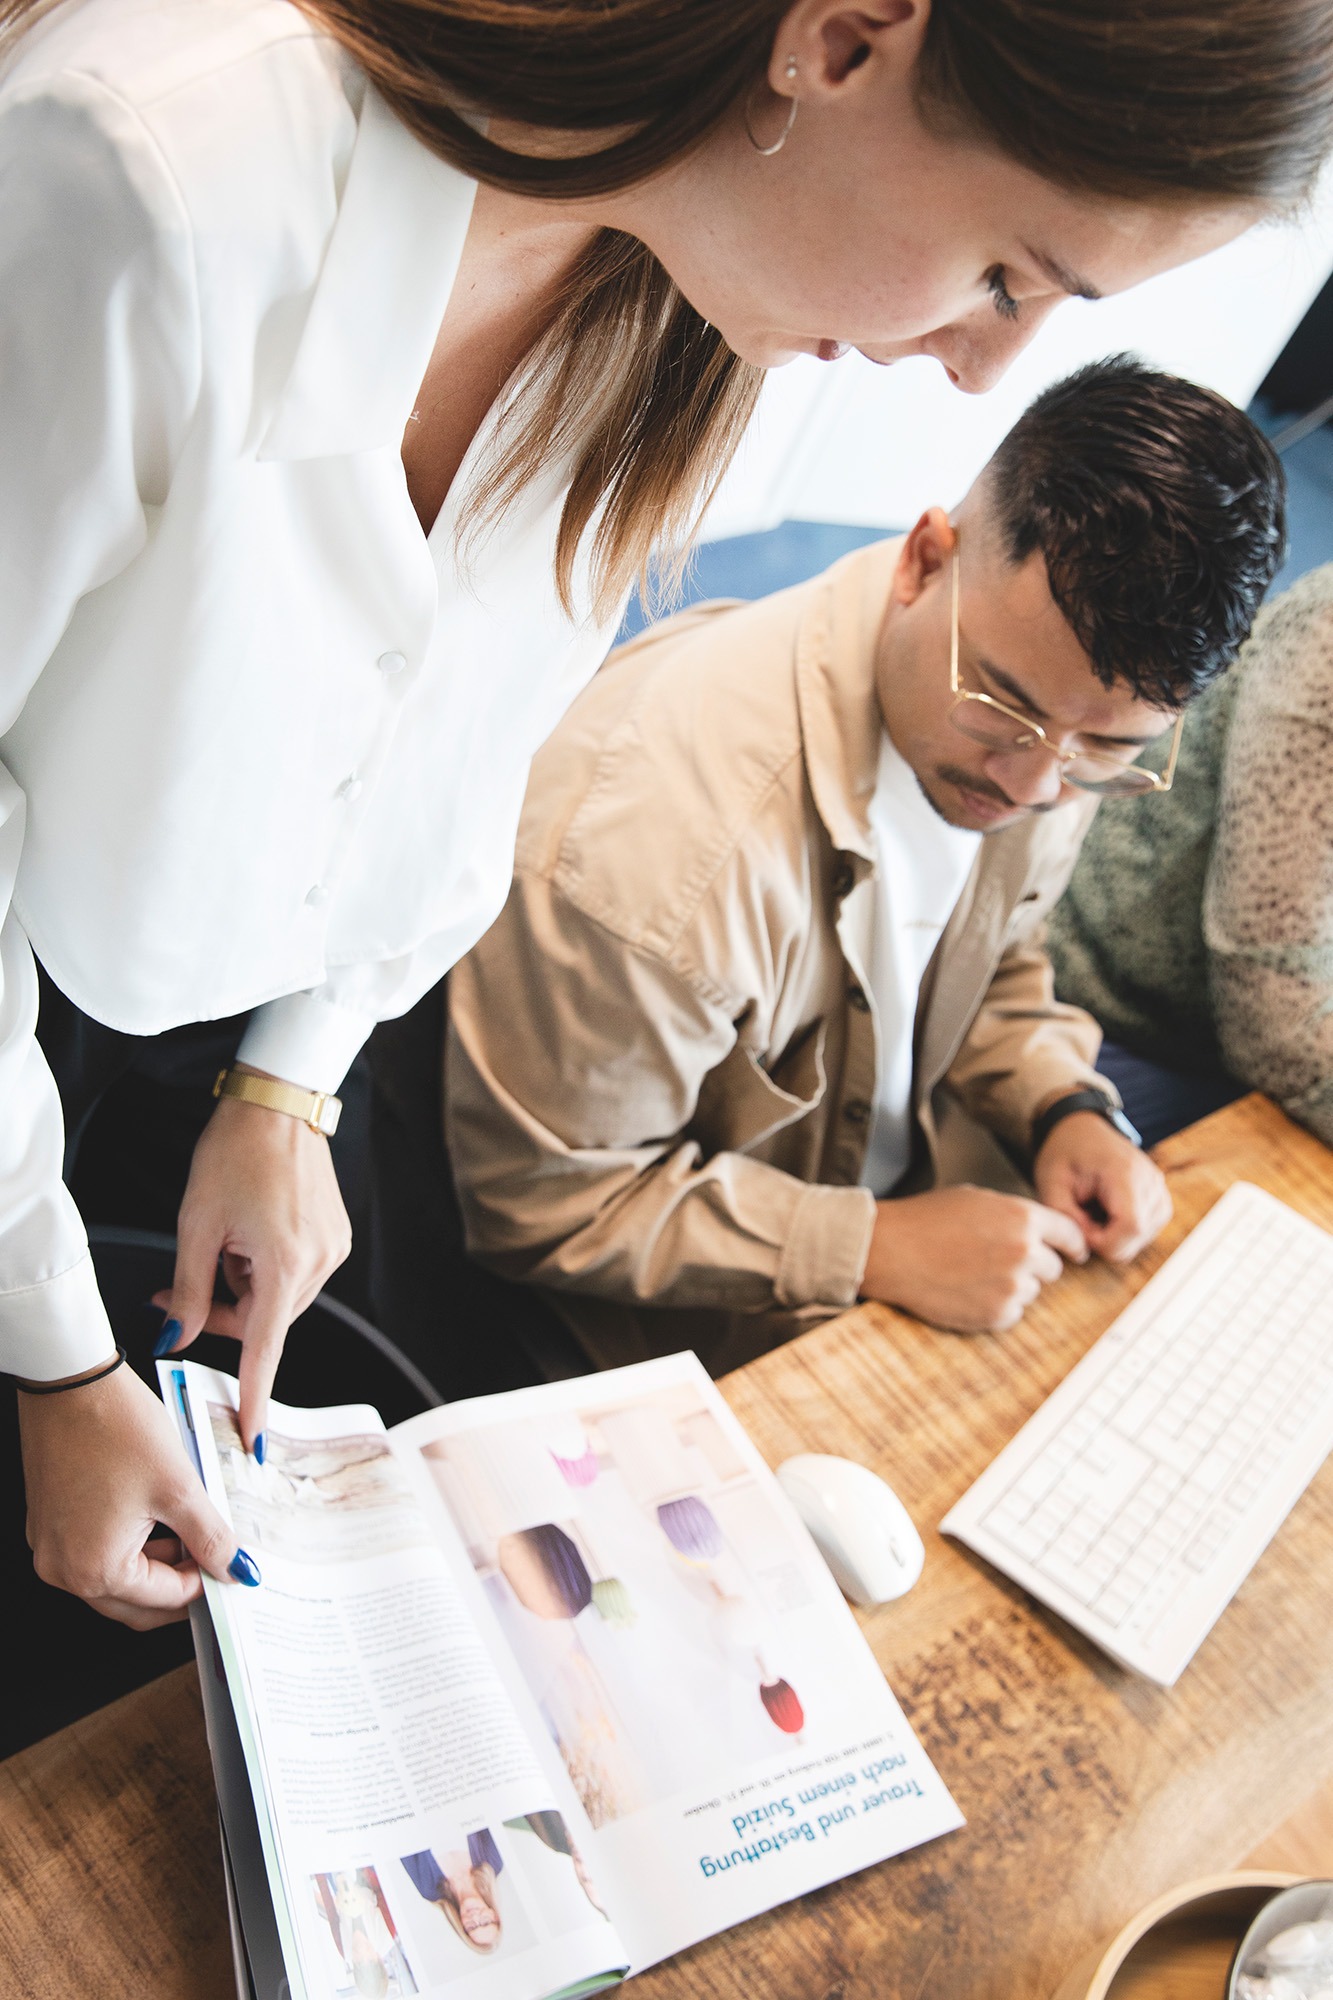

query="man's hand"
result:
[18,1362,253,1628]
[860,1184,1089,1334]
[153,1077,352,1455]
[1033,1110,1172,1264]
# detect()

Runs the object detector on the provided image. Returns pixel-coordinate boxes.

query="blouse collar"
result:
[258,84,477,462]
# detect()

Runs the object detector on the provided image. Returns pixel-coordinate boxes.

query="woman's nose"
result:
[927,296,1061,396]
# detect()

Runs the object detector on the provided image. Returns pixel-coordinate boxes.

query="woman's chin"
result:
[712,325,813,368]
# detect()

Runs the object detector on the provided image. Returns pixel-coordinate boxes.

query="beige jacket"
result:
[446,540,1110,1373]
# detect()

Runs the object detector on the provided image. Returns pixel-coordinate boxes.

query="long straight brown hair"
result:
[9,0,1333,612]
[307,0,1333,613]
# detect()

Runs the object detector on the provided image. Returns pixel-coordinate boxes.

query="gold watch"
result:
[213,1067,342,1136]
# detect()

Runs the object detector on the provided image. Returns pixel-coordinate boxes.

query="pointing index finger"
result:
[235,1277,299,1457]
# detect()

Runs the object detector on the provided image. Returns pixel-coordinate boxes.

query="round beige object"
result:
[1051,1873,1302,2000]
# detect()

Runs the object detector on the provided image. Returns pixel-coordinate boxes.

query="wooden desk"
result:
[3,1095,1332,2000]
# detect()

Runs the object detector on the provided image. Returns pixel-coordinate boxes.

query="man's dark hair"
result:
[985,357,1286,706]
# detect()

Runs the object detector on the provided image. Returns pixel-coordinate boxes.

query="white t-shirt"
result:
[860,734,981,1194]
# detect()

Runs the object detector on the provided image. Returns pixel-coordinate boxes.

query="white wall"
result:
[701,166,1333,542]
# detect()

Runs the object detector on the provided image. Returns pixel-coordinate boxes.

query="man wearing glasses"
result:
[410,359,1282,1374]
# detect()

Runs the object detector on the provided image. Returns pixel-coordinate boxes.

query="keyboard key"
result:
[1095,1583,1138,1625]
[1140,1427,1198,1474]
[1037,1554,1099,1606]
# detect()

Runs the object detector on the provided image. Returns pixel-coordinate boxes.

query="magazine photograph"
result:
[165,1353,963,1998]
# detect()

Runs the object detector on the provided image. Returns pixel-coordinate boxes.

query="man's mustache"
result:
[935,763,1060,816]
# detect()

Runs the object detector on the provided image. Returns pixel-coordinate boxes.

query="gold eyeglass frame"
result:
[947,543,1183,796]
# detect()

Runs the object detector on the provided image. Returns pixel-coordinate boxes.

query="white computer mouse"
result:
[776,1453,925,1607]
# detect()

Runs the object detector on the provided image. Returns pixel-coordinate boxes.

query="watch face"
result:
[1110,1107,1143,1148]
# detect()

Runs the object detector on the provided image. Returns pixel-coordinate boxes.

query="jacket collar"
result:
[794,537,902,865]
[258,85,477,462]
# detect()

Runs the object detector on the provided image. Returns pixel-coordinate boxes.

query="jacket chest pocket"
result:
[689,1021,829,1156]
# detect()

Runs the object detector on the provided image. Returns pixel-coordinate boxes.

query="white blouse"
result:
[0,0,622,1375]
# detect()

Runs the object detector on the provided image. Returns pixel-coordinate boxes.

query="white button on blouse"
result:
[0,0,625,1374]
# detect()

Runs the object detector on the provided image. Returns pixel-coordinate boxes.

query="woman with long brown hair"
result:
[1,0,1331,1630]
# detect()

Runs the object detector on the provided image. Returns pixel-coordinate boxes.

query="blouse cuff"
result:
[1,1252,117,1382]
[236,991,378,1095]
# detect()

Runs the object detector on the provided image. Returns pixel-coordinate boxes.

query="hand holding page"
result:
[166,1352,962,1999]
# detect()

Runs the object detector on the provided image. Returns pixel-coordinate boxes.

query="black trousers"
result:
[35,965,248,1210]
[365,978,588,1398]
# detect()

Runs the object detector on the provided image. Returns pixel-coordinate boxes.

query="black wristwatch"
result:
[1030,1088,1142,1161]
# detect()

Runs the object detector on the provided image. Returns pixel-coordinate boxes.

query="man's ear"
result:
[891,506,956,608]
[771,0,926,98]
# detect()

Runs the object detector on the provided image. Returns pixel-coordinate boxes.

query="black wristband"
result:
[15,1346,127,1395]
[1031,1090,1142,1161]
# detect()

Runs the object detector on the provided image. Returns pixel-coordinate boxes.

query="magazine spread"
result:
[164,1352,963,2000]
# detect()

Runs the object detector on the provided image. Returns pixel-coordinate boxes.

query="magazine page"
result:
[389,1353,963,1971]
[164,1361,629,2000]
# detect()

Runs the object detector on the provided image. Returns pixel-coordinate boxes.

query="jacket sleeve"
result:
[0,76,198,1375]
[445,870,875,1314]
[942,818,1111,1150]
[1204,580,1333,1143]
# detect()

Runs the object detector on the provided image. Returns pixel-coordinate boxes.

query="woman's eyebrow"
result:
[1021,242,1102,300]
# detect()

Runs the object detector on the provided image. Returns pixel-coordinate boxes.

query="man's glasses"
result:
[947,544,1183,797]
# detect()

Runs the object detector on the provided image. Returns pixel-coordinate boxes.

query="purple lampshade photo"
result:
[657,1495,724,1560]
[499,1524,593,1618]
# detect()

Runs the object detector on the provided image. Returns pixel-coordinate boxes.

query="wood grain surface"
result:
[0,1663,232,2000]
[3,1096,1331,2000]
[640,1095,1333,2000]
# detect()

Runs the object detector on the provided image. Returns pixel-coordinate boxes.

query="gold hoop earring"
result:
[745,56,799,156]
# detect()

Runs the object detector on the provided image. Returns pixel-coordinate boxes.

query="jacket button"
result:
[832,860,854,899]
[843,1098,871,1126]
[847,984,870,1012]
[304,884,327,908]
[337,773,363,802]
[377,650,407,675]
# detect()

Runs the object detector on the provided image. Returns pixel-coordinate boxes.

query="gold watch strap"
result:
[213,1067,342,1136]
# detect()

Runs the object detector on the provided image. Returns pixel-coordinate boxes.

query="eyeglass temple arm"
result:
[950,538,960,693]
[1158,708,1185,789]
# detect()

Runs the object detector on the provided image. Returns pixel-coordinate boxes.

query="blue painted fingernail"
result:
[253,1432,266,1466]
[228,1548,261,1587]
[152,1317,184,1359]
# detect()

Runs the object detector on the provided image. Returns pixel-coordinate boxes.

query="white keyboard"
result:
[941,1182,1333,1685]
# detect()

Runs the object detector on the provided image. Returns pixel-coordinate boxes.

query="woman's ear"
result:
[771,0,927,98]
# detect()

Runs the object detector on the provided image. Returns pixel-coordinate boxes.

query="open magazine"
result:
[161,1351,963,2000]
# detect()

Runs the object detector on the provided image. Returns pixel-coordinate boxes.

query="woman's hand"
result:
[154,1074,352,1455]
[18,1361,253,1628]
